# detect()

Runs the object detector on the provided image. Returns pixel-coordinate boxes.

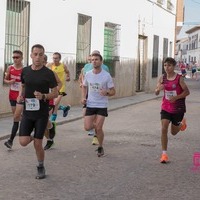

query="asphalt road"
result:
[0,78,200,200]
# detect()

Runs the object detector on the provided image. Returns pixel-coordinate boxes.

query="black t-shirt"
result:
[21,65,57,119]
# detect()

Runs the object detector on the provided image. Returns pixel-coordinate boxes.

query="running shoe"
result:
[49,122,56,139]
[4,139,13,149]
[97,147,104,157]
[50,114,57,122]
[160,153,169,163]
[180,118,187,131]
[88,129,95,136]
[63,105,71,117]
[44,140,54,150]
[36,166,46,179]
[92,136,99,145]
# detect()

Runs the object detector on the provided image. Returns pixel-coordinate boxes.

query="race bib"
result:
[25,98,40,111]
[165,90,177,100]
[11,82,21,91]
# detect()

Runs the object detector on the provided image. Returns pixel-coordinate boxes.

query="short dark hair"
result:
[31,44,45,52]
[44,54,48,62]
[164,57,176,66]
[53,52,61,59]
[13,50,23,57]
[91,53,103,61]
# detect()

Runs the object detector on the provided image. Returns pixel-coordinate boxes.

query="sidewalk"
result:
[0,91,162,141]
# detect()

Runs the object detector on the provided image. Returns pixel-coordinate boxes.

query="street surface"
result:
[0,78,200,200]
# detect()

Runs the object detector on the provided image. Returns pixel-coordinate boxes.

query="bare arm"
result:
[64,64,70,81]
[155,75,164,95]
[34,86,58,101]
[53,71,62,91]
[81,85,87,105]
[107,87,116,96]
[17,84,25,103]
[46,87,58,100]
[4,66,15,84]
[79,68,84,88]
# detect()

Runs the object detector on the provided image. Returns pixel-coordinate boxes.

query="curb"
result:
[0,95,162,141]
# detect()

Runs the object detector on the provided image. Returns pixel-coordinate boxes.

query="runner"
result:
[43,54,62,150]
[79,50,110,145]
[155,57,190,163]
[4,50,24,149]
[18,44,58,179]
[47,52,71,122]
[81,52,115,157]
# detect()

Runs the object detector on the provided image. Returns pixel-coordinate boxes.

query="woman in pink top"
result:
[155,57,190,164]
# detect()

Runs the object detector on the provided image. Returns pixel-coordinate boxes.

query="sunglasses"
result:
[12,56,20,59]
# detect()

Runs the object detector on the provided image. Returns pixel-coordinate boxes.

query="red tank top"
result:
[49,99,55,106]
[8,65,23,100]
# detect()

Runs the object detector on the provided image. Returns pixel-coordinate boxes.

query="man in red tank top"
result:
[4,50,24,149]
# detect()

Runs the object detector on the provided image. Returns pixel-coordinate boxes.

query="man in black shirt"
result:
[18,44,58,179]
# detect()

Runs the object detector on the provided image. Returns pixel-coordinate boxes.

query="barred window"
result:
[152,35,159,78]
[5,0,30,71]
[76,13,92,79]
[103,22,121,77]
[162,38,168,73]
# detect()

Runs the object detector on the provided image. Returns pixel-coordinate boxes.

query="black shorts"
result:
[85,107,108,117]
[19,115,48,139]
[161,110,184,126]
[58,92,67,96]
[10,100,24,107]
[181,69,186,75]
[192,69,196,74]
[49,105,55,112]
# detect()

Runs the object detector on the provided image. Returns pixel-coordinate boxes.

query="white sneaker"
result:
[88,129,95,136]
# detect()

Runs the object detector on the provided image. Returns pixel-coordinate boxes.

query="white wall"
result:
[0,0,176,115]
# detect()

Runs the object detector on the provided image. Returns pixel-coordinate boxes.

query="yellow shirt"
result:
[51,63,66,93]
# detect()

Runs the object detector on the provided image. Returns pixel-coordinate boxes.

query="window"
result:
[167,0,174,11]
[5,0,30,71]
[152,35,159,78]
[76,14,92,79]
[103,22,120,77]
[162,38,168,73]
[157,0,164,5]
[169,41,172,57]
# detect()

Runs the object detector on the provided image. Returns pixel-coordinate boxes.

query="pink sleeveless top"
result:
[161,74,186,114]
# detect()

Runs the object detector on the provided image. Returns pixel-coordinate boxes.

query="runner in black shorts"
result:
[81,52,115,157]
[43,54,62,150]
[4,50,24,149]
[18,44,58,179]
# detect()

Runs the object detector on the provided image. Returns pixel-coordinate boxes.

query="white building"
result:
[0,0,177,115]
[175,37,188,63]
[185,26,200,65]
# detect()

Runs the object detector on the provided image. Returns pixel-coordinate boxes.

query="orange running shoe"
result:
[160,153,169,163]
[180,118,187,131]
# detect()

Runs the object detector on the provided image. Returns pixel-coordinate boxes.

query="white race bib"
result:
[11,82,21,91]
[165,90,177,100]
[25,98,40,111]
